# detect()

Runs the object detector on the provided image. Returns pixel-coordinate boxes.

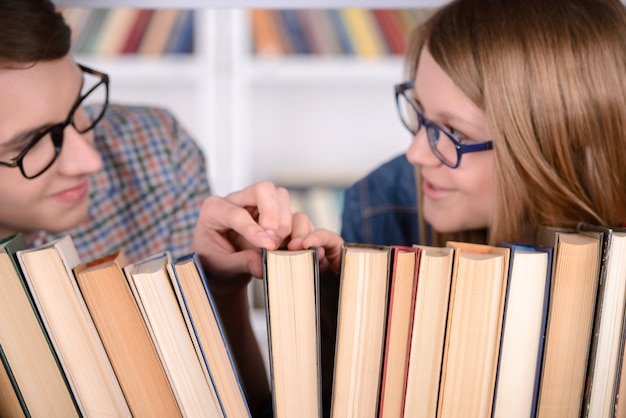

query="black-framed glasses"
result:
[394,80,493,168]
[0,63,109,179]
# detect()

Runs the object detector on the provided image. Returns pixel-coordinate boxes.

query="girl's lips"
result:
[51,180,89,202]
[422,178,453,200]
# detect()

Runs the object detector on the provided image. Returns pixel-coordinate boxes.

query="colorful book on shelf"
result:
[277,10,311,54]
[402,245,454,417]
[535,227,602,417]
[328,9,354,55]
[16,235,131,417]
[0,234,80,417]
[262,248,322,418]
[371,9,408,55]
[94,7,140,55]
[338,8,388,58]
[137,9,181,55]
[0,345,27,418]
[378,246,420,418]
[169,253,251,418]
[437,241,510,417]
[73,250,181,418]
[121,9,154,54]
[491,243,553,418]
[296,10,344,55]
[165,10,195,54]
[76,9,111,55]
[250,9,289,55]
[578,224,626,418]
[330,244,391,417]
[124,251,224,417]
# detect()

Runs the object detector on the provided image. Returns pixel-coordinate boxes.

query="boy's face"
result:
[0,55,102,240]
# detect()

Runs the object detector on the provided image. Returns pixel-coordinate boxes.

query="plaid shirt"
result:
[32,104,211,264]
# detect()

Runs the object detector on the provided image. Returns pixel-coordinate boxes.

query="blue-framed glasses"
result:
[394,80,493,168]
[0,64,109,179]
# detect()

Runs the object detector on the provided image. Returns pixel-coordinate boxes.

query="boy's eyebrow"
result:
[0,124,52,149]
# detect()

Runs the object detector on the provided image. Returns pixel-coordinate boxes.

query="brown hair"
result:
[0,0,71,68]
[408,0,626,246]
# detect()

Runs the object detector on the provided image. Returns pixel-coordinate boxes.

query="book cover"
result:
[124,252,224,417]
[491,243,553,418]
[437,241,510,417]
[535,228,603,417]
[577,225,626,417]
[74,251,181,418]
[0,234,80,417]
[170,253,251,417]
[17,235,130,417]
[0,345,28,418]
[378,246,420,417]
[262,248,322,418]
[403,245,454,418]
[330,244,392,417]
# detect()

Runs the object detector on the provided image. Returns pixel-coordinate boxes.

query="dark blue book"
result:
[491,242,553,418]
[165,10,194,54]
[170,253,251,417]
[278,9,310,54]
[328,9,354,55]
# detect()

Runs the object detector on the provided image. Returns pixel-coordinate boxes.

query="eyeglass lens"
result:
[396,92,460,167]
[20,71,107,178]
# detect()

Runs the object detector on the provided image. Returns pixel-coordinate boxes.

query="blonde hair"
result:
[408,0,626,246]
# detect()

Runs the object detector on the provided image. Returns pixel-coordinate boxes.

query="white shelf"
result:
[244,56,405,84]
[56,0,449,8]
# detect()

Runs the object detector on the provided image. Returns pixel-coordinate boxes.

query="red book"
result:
[372,9,407,55]
[121,9,153,54]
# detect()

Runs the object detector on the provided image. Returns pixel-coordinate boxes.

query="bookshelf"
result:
[60,5,445,201]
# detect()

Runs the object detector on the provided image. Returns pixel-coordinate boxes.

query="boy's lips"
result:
[50,180,89,202]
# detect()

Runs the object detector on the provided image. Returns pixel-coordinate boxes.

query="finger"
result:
[198,196,277,249]
[302,229,344,273]
[226,181,282,229]
[272,186,293,241]
[287,212,315,250]
[202,248,265,280]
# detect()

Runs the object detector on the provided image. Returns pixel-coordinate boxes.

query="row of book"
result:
[263,224,626,417]
[251,9,433,57]
[0,234,248,417]
[60,8,195,56]
[4,222,624,417]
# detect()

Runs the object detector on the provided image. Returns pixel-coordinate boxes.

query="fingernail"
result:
[257,230,276,247]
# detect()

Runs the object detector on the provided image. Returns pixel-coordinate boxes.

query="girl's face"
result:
[0,55,102,240]
[406,48,494,233]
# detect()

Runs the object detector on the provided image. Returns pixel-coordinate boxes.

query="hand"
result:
[190,181,294,292]
[287,212,344,276]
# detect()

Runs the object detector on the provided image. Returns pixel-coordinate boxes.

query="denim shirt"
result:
[341,154,421,247]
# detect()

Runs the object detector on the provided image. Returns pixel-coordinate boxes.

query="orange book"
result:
[378,246,420,417]
[250,9,287,55]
